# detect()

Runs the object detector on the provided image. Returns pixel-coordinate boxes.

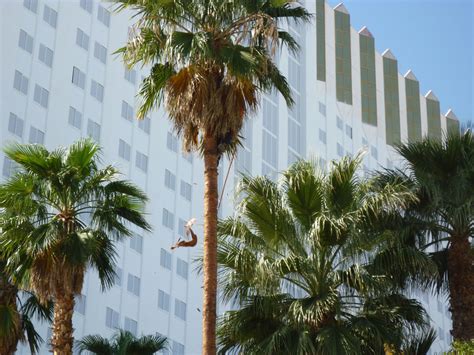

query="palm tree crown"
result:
[0,139,151,354]
[216,156,431,354]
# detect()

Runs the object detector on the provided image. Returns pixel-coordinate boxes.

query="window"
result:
[178,218,186,238]
[362,137,368,146]
[174,299,187,320]
[166,132,178,152]
[335,9,352,104]
[288,120,301,154]
[3,157,15,178]
[182,151,193,163]
[405,77,422,143]
[336,116,343,130]
[160,248,172,269]
[345,125,352,139]
[438,327,445,341]
[337,143,344,157]
[98,5,111,26]
[318,102,326,117]
[23,0,38,13]
[176,258,188,279]
[135,151,148,172]
[262,131,277,168]
[127,274,140,296]
[105,307,120,329]
[124,69,137,84]
[18,30,33,53]
[43,5,58,27]
[158,290,170,311]
[165,169,176,190]
[318,129,326,144]
[383,57,401,145]
[138,117,151,133]
[80,0,92,13]
[8,113,24,137]
[74,294,86,315]
[38,44,53,67]
[162,208,174,229]
[118,139,131,161]
[68,106,82,129]
[94,42,107,64]
[13,70,29,95]
[72,67,85,89]
[33,85,49,108]
[114,267,123,287]
[360,33,377,126]
[180,181,192,201]
[87,120,101,141]
[263,98,278,135]
[316,0,326,81]
[76,28,89,50]
[124,317,138,336]
[370,146,378,160]
[437,300,443,313]
[130,235,143,254]
[172,341,185,355]
[121,101,134,121]
[29,127,45,144]
[90,80,104,102]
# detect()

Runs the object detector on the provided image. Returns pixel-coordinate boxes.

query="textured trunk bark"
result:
[51,290,75,355]
[201,134,219,355]
[448,235,474,341]
[0,272,20,355]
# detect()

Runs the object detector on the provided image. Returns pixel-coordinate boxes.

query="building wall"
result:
[0,0,458,354]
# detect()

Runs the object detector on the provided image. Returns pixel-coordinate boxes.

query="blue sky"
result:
[326,0,473,124]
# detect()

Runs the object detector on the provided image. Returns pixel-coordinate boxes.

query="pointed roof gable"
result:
[425,90,439,101]
[334,3,349,14]
[404,70,418,81]
[382,49,396,60]
[358,26,373,38]
[445,109,459,120]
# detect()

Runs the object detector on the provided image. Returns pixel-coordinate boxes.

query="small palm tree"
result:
[377,130,474,341]
[0,139,151,355]
[76,329,168,355]
[112,1,311,352]
[216,155,432,354]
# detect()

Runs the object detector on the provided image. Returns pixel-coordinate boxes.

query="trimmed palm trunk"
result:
[0,273,20,355]
[202,134,219,355]
[51,290,75,355]
[448,235,474,340]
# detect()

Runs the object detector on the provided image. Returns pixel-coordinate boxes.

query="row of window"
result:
[14,70,50,108]
[105,307,138,334]
[7,113,45,144]
[158,290,187,320]
[79,0,111,27]
[164,169,192,201]
[160,248,189,280]
[24,0,57,28]
[118,139,148,172]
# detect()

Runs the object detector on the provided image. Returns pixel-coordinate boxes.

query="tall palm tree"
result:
[112,1,311,352]
[215,156,432,354]
[377,130,474,341]
[0,139,151,355]
[76,329,168,355]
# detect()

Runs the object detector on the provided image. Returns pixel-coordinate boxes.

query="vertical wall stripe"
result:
[359,34,377,126]
[335,10,352,104]
[426,98,442,140]
[446,118,460,136]
[405,78,422,142]
[383,57,401,146]
[316,0,326,82]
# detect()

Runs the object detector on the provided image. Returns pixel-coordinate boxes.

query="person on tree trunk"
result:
[171,218,198,250]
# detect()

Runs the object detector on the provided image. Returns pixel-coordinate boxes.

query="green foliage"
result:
[449,339,474,354]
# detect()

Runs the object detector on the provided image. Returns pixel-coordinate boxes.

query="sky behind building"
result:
[327,0,473,124]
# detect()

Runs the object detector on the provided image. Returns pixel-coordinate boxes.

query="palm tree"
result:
[0,139,151,355]
[76,329,168,355]
[112,1,311,352]
[377,130,474,341]
[215,155,432,354]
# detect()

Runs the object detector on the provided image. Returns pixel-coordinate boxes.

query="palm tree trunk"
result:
[0,272,20,355]
[51,290,75,355]
[201,134,219,355]
[448,235,474,340]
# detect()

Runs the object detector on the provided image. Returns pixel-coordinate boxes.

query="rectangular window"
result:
[319,129,327,144]
[337,143,344,157]
[262,130,277,168]
[447,117,460,136]
[43,5,58,28]
[74,294,86,315]
[68,106,82,129]
[160,248,172,270]
[371,146,378,160]
[176,258,188,279]
[180,181,192,201]
[38,44,53,67]
[130,235,143,254]
[3,157,15,178]
[335,10,352,104]
[127,274,140,296]
[178,218,186,238]
[118,139,131,161]
[164,169,176,190]
[336,116,344,130]
[80,0,92,13]
[29,127,45,144]
[426,98,442,141]
[23,0,38,13]
[182,151,193,163]
[316,0,326,81]
[121,101,134,121]
[383,57,401,146]
[72,67,85,89]
[90,80,104,102]
[158,289,170,311]
[359,34,377,126]
[288,57,301,92]
[166,132,178,152]
[105,307,120,329]
[288,120,301,154]
[135,151,148,172]
[98,5,111,26]
[124,317,138,336]
[76,28,89,50]
[172,341,185,355]
[345,125,352,139]
[318,102,326,117]
[138,117,151,134]
[174,299,187,320]
[87,120,101,141]
[33,84,49,108]
[262,98,278,135]
[8,113,24,137]
[114,266,123,287]
[18,29,33,53]
[162,209,174,230]
[124,69,137,84]
[13,70,29,95]
[94,42,107,64]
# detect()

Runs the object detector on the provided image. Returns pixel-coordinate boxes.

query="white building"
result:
[0,0,458,354]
